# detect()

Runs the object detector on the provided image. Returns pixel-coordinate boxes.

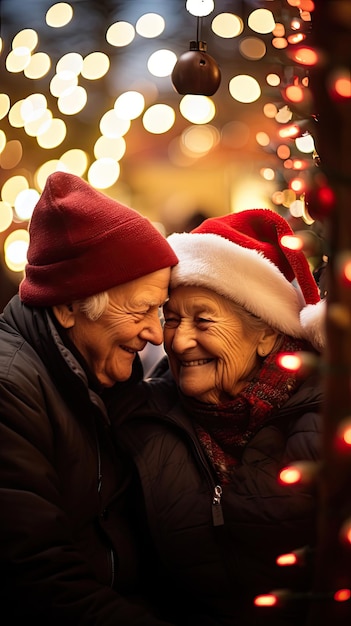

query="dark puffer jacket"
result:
[118,371,323,626]
[0,295,173,626]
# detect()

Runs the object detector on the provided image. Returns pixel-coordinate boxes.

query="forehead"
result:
[109,268,171,306]
[167,285,233,312]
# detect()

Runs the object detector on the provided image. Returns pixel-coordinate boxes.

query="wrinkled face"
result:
[163,285,267,404]
[66,268,171,387]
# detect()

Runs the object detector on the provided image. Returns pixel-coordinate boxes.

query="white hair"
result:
[77,291,109,321]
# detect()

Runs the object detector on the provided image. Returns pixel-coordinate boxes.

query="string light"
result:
[278,461,320,485]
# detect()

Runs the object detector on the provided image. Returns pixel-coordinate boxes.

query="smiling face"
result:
[54,267,171,387]
[163,285,279,404]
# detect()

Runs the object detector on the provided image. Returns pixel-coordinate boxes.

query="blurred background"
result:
[0,1,332,309]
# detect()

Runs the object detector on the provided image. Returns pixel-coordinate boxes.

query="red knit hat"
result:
[20,172,178,306]
[167,209,325,351]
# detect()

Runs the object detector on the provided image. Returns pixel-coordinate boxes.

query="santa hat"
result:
[167,209,325,351]
[20,171,178,306]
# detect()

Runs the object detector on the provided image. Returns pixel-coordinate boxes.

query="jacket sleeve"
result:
[0,376,174,626]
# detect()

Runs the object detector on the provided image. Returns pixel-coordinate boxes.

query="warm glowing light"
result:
[254,593,278,607]
[37,118,67,148]
[256,132,270,147]
[0,201,13,232]
[275,106,293,124]
[6,48,31,73]
[280,234,303,251]
[290,178,305,193]
[334,589,351,603]
[4,229,30,272]
[136,13,165,38]
[59,148,88,176]
[277,353,302,372]
[295,134,315,153]
[179,95,215,124]
[14,188,40,220]
[248,9,275,34]
[58,86,87,115]
[272,37,288,50]
[284,85,304,103]
[147,49,177,77]
[46,3,73,28]
[24,52,51,79]
[56,52,83,76]
[276,553,297,566]
[88,158,120,189]
[260,168,275,181]
[99,110,131,138]
[291,47,318,66]
[94,136,126,161]
[279,461,319,485]
[114,91,145,120]
[211,13,243,38]
[288,33,306,44]
[266,74,280,87]
[277,144,290,159]
[186,0,214,18]
[143,104,176,134]
[340,519,351,544]
[1,175,29,206]
[229,75,261,103]
[50,72,78,97]
[278,123,301,139]
[106,21,135,47]
[182,125,219,155]
[334,78,351,98]
[279,466,302,484]
[82,52,110,80]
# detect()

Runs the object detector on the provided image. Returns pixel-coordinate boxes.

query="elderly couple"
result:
[0,172,325,625]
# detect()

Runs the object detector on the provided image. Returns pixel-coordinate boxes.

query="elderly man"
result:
[0,172,178,626]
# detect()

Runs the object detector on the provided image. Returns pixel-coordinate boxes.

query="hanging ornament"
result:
[171,13,221,96]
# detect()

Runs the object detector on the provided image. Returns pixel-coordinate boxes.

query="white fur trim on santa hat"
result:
[167,231,322,348]
[300,299,326,351]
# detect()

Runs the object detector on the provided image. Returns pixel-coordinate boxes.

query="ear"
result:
[52,303,76,329]
[257,327,279,357]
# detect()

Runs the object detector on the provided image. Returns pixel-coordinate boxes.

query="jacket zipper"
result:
[184,424,224,527]
[212,484,224,526]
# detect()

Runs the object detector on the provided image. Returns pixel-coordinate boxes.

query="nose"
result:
[170,322,197,353]
[140,310,164,345]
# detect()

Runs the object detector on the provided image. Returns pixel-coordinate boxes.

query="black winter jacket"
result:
[118,370,323,626]
[0,295,173,626]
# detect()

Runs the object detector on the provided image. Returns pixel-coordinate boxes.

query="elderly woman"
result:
[118,209,325,626]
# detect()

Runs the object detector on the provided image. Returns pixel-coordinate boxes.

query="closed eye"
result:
[163,317,179,328]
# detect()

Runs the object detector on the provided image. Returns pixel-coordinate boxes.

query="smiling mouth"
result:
[181,358,213,367]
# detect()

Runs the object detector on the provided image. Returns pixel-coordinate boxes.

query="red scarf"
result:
[180,336,313,484]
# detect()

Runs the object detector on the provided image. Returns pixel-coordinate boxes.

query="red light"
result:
[291,47,318,66]
[334,78,351,98]
[284,85,304,103]
[334,589,351,603]
[340,518,351,544]
[318,186,335,207]
[341,260,351,283]
[279,461,319,485]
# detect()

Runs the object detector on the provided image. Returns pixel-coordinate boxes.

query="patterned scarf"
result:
[180,335,312,484]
